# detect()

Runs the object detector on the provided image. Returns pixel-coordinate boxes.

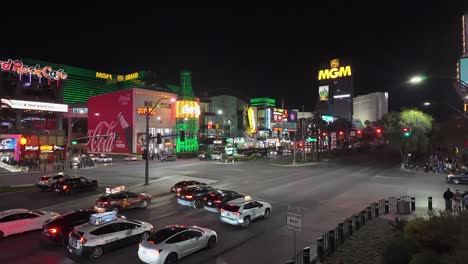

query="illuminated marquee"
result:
[96,72,113,80]
[318,59,352,80]
[0,59,67,80]
[124,72,138,81]
[137,107,157,116]
[247,107,256,133]
[176,101,200,118]
[1,99,68,112]
[272,108,288,122]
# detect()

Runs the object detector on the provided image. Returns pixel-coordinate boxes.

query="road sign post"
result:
[287,205,303,262]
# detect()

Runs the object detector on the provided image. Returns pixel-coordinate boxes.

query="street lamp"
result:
[144,97,176,185]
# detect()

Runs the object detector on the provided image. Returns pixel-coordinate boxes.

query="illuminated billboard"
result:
[272,108,288,122]
[1,99,68,112]
[461,57,468,85]
[0,59,67,80]
[319,85,329,101]
[175,101,200,118]
[318,59,352,80]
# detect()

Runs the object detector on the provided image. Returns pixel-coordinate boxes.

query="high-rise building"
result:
[353,92,388,123]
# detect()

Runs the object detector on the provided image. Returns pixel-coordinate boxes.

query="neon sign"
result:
[0,138,15,150]
[1,99,68,113]
[137,107,157,116]
[96,72,113,80]
[318,59,352,80]
[0,59,67,80]
[176,101,200,118]
[248,107,256,133]
[272,108,288,122]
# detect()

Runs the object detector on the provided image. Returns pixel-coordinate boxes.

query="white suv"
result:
[220,198,271,228]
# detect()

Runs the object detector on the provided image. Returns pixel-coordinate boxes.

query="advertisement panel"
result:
[319,85,329,101]
[87,90,134,154]
[288,110,298,123]
[1,99,68,112]
[461,57,468,86]
[272,108,288,122]
[0,138,16,151]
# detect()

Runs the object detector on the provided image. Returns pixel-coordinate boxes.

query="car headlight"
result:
[447,174,454,178]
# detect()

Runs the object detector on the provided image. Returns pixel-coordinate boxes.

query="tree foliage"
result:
[381,109,433,160]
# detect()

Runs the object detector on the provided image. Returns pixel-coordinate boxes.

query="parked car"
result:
[0,209,59,238]
[447,171,468,184]
[95,154,112,163]
[55,177,98,194]
[36,172,72,191]
[138,225,217,264]
[161,154,177,162]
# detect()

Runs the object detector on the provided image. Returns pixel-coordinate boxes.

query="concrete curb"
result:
[271,162,320,167]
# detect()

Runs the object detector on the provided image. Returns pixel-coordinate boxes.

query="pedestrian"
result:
[443,188,454,212]
[463,191,468,210]
[453,189,463,212]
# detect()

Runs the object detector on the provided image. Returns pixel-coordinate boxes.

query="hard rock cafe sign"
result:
[0,59,68,80]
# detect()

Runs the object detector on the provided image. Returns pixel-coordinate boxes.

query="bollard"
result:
[411,197,416,211]
[428,197,433,211]
[367,206,372,220]
[303,247,310,264]
[328,230,336,254]
[354,215,360,230]
[338,223,344,244]
[385,200,389,214]
[347,218,353,236]
[317,237,324,262]
[374,203,379,217]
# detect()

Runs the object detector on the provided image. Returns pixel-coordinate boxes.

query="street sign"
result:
[287,205,303,232]
[306,137,317,142]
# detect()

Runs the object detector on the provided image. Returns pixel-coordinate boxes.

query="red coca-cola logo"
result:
[88,121,117,153]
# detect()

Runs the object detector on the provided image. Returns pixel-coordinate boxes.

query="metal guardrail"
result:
[285,195,416,264]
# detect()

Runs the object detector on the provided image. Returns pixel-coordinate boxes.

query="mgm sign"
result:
[318,59,352,80]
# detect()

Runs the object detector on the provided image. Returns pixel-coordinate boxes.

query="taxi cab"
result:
[67,211,153,259]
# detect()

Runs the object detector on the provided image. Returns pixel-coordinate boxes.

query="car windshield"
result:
[148,227,186,244]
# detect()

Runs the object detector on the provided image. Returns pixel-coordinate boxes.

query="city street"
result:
[0,150,454,264]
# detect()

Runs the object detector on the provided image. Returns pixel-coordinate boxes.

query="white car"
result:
[68,212,153,259]
[220,198,272,228]
[138,225,217,264]
[95,154,112,163]
[0,209,60,238]
[124,155,138,161]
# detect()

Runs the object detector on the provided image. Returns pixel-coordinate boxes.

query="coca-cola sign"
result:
[88,90,134,154]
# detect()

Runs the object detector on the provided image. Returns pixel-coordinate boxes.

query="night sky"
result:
[2,3,467,119]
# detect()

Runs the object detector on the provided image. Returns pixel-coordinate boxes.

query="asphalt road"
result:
[0,149,454,264]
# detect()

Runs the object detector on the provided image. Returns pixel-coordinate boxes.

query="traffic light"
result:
[338,131,344,139]
[180,130,185,142]
[156,133,162,144]
[376,128,382,138]
[402,127,411,137]
[322,132,327,138]
[357,130,362,138]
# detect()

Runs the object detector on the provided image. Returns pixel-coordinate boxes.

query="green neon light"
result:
[175,118,198,153]
[306,137,317,142]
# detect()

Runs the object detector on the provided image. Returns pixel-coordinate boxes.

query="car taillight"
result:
[62,185,68,190]
[210,193,215,197]
[44,179,49,183]
[79,237,87,244]
[48,228,58,234]
[185,195,193,199]
[154,249,162,254]
[176,188,181,192]
[214,200,222,203]
[102,201,109,205]
[203,197,207,200]
[234,212,241,215]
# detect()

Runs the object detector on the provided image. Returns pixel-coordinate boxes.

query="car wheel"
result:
[164,253,178,264]
[111,207,119,213]
[89,246,104,259]
[140,200,149,209]
[452,178,461,184]
[194,199,203,209]
[264,208,271,219]
[206,235,216,249]
[242,217,250,228]
[140,231,150,242]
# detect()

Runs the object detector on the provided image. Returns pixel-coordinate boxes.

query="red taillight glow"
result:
[79,237,87,244]
[62,185,68,190]
[210,193,215,197]
[203,197,207,200]
[102,201,109,205]
[214,200,222,203]
[48,228,58,234]
[176,188,181,192]
[148,240,155,244]
[185,195,193,199]
[234,212,241,215]
[44,179,49,183]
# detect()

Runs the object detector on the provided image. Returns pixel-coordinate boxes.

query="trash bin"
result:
[397,200,411,214]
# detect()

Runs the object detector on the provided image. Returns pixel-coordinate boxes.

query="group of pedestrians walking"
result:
[443,188,468,212]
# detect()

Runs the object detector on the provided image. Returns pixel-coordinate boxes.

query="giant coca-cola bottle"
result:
[117,112,133,152]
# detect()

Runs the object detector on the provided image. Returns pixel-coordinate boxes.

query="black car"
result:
[42,209,97,245]
[447,171,468,184]
[177,185,216,209]
[204,190,245,212]
[55,177,98,194]
[170,180,207,193]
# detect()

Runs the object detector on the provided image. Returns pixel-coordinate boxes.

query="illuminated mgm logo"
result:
[318,59,352,80]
